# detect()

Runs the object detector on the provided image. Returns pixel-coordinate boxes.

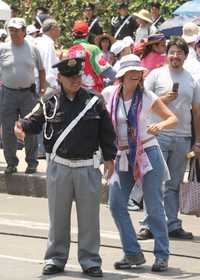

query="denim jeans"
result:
[158,134,191,232]
[109,146,169,259]
[141,134,191,233]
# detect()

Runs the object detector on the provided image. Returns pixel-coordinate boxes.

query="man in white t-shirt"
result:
[140,37,200,240]
[34,18,60,90]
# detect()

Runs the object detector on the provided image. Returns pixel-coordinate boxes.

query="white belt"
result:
[53,155,94,168]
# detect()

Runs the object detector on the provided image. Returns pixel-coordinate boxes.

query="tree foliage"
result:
[6,0,187,46]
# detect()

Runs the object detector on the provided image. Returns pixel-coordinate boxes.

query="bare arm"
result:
[147,98,177,135]
[38,69,46,96]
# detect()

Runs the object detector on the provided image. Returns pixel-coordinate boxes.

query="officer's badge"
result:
[67,59,77,67]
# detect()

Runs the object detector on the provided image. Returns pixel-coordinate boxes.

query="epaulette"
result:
[41,87,59,103]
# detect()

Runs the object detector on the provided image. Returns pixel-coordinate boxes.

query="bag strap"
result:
[189,159,198,183]
[50,95,99,160]
[114,15,132,39]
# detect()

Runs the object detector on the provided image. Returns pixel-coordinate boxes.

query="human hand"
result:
[14,121,25,141]
[104,160,115,180]
[161,91,178,103]
[192,144,200,159]
[147,123,163,135]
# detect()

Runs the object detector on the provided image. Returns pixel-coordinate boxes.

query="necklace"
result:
[121,90,136,140]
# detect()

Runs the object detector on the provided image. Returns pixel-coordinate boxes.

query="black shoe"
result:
[4,166,17,174]
[152,258,168,272]
[169,228,193,240]
[42,264,64,275]
[137,228,153,240]
[114,252,146,270]
[83,266,103,277]
[25,166,37,174]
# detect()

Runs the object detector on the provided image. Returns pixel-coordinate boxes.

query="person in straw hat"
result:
[102,53,177,272]
[134,9,157,43]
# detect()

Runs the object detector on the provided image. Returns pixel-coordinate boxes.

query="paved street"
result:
[0,193,200,280]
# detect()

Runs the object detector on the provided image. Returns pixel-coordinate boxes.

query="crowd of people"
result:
[1,0,200,277]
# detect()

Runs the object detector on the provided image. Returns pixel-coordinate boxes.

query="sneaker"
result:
[4,166,17,174]
[25,166,37,174]
[169,228,193,240]
[152,258,168,272]
[127,199,140,211]
[114,252,146,269]
[137,228,153,240]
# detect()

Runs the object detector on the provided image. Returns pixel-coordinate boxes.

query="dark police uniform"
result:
[87,16,103,44]
[111,1,138,40]
[83,3,103,44]
[19,57,117,274]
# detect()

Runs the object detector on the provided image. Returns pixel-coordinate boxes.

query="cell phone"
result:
[172,82,179,93]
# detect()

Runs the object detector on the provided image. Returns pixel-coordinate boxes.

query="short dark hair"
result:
[35,6,48,14]
[166,36,189,56]
[10,5,19,12]
[150,1,161,9]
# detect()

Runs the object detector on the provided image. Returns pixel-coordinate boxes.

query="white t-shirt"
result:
[34,34,59,89]
[145,65,200,137]
[102,85,158,148]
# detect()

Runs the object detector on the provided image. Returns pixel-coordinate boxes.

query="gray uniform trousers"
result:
[44,160,102,270]
[1,86,38,167]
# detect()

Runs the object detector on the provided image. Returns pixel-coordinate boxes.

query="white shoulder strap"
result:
[114,15,132,39]
[89,18,98,32]
[50,95,99,160]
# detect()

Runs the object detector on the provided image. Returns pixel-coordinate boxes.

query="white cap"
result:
[110,36,134,55]
[26,25,39,35]
[7,17,26,29]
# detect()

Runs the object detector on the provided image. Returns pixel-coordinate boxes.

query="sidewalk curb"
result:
[0,172,108,203]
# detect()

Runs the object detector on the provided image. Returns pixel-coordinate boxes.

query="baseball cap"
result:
[7,18,26,29]
[73,20,89,36]
[26,25,39,35]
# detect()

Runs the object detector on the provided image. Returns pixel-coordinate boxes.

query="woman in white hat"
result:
[134,9,157,43]
[102,54,177,272]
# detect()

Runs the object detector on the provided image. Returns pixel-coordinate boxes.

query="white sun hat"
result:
[115,54,146,78]
[110,36,134,55]
[182,22,200,44]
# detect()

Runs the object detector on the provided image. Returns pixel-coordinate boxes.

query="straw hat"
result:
[115,54,146,78]
[134,9,153,24]
[182,22,200,44]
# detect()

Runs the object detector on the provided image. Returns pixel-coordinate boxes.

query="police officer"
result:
[150,1,165,28]
[15,51,117,277]
[83,3,103,44]
[111,1,138,40]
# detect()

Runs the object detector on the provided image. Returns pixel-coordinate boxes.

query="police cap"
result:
[83,3,95,10]
[117,1,129,9]
[52,58,84,77]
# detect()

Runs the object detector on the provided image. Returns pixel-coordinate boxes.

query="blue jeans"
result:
[141,134,191,233]
[109,146,169,259]
[158,134,191,232]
